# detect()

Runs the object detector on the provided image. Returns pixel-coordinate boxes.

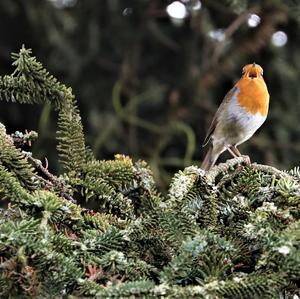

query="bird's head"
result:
[242,63,264,79]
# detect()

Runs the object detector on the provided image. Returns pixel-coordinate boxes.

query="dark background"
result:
[0,0,299,188]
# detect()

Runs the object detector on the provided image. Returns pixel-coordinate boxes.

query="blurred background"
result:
[0,0,299,189]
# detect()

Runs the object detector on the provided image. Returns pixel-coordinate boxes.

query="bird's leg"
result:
[225,144,239,158]
[226,145,251,165]
[230,146,242,156]
[231,146,251,165]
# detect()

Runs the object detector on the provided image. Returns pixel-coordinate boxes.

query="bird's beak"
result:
[249,72,257,79]
[248,62,257,78]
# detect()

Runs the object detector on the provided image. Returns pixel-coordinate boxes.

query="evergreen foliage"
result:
[0,48,299,298]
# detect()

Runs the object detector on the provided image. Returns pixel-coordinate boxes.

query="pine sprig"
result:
[0,46,66,108]
[56,95,87,173]
[0,124,37,190]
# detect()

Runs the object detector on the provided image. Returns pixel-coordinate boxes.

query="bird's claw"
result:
[241,155,251,165]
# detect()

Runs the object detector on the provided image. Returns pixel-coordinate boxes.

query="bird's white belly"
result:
[213,93,266,146]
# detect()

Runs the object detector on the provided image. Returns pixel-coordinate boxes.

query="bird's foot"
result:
[225,145,251,165]
[241,155,251,165]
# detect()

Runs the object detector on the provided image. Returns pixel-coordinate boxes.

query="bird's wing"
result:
[202,86,237,146]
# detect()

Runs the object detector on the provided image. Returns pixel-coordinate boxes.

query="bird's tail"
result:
[201,145,224,171]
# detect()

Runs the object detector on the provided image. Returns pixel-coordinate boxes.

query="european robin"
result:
[201,63,269,171]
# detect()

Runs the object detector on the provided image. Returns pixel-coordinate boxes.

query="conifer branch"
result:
[251,162,293,179]
[206,156,293,184]
[205,156,250,183]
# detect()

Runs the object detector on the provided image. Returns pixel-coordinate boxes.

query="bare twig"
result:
[10,130,76,203]
[212,6,259,65]
[27,155,76,203]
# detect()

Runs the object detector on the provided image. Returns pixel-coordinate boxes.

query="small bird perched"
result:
[201,63,269,171]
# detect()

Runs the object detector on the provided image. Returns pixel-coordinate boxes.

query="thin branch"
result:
[27,155,76,203]
[205,157,292,184]
[251,163,293,179]
[205,156,249,184]
[212,6,259,65]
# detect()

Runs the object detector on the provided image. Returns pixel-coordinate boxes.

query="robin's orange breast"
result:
[236,77,269,116]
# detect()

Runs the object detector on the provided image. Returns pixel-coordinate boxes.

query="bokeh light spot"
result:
[166,1,188,20]
[123,8,133,17]
[48,0,77,9]
[271,31,288,47]
[247,14,261,27]
[208,29,225,42]
[191,0,202,11]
